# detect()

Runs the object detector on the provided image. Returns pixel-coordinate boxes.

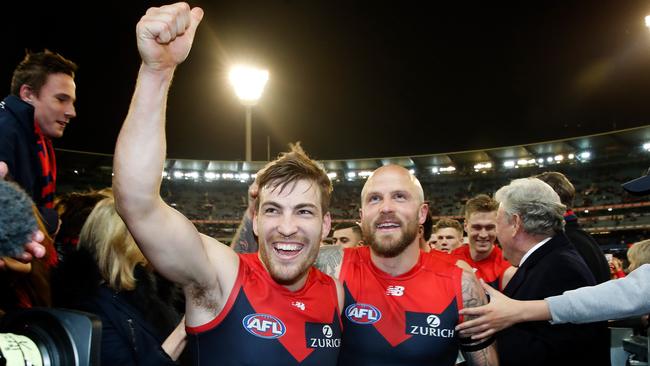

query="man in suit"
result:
[493,177,610,366]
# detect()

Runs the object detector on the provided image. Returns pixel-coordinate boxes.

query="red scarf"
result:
[34,121,57,208]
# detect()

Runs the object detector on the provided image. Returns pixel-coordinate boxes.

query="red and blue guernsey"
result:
[451,245,511,290]
[338,246,464,366]
[186,253,342,365]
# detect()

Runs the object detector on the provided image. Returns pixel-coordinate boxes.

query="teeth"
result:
[275,243,301,251]
[377,223,399,228]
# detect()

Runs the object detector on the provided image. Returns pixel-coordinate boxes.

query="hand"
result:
[136,2,204,72]
[455,280,523,339]
[246,180,259,218]
[0,230,46,270]
[162,316,187,361]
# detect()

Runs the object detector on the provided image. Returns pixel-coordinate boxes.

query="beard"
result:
[362,213,419,258]
[258,234,319,286]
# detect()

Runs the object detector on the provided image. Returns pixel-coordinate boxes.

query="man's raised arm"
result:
[113,3,235,290]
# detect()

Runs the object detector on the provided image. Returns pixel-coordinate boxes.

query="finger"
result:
[459,306,486,317]
[187,7,204,37]
[25,242,46,259]
[480,279,498,296]
[470,329,495,340]
[0,161,8,179]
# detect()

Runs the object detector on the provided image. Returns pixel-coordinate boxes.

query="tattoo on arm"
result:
[314,246,344,278]
[231,215,258,253]
[460,271,497,366]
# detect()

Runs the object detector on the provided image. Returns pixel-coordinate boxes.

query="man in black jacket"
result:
[535,171,610,284]
[494,177,610,366]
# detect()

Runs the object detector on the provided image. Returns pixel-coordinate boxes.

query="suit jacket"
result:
[497,233,610,366]
[564,217,611,284]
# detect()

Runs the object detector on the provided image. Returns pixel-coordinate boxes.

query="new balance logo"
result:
[386,285,405,296]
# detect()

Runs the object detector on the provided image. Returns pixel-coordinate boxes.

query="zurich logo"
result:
[322,325,333,338]
[242,313,286,339]
[345,303,382,324]
[426,315,441,328]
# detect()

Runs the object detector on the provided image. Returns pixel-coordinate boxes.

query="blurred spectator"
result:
[52,194,187,365]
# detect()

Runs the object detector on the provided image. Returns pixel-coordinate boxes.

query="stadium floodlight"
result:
[546,157,554,163]
[431,167,439,174]
[646,15,650,28]
[440,166,456,173]
[643,143,650,151]
[204,172,218,180]
[358,171,373,178]
[229,65,269,162]
[537,158,544,164]
[554,154,564,162]
[568,153,575,159]
[327,172,337,179]
[504,160,515,168]
[579,151,591,160]
[173,171,183,179]
[346,172,356,179]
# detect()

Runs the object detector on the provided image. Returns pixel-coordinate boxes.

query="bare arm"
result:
[113,4,236,293]
[314,245,344,279]
[456,280,550,340]
[460,271,499,366]
[231,212,258,253]
[230,178,259,253]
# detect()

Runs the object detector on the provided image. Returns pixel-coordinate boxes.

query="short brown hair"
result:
[464,194,498,219]
[433,218,464,238]
[255,143,332,214]
[535,171,575,210]
[11,50,77,96]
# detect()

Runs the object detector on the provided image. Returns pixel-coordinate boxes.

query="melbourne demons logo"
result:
[242,313,286,339]
[345,303,381,324]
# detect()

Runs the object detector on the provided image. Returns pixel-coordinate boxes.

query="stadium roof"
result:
[58,124,650,179]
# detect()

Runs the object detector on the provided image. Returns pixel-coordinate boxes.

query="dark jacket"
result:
[52,249,185,366]
[0,95,42,205]
[497,233,610,366]
[564,215,611,284]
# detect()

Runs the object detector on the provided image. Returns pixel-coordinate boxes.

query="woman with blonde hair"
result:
[53,194,187,365]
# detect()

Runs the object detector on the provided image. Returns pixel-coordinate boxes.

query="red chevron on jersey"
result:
[451,244,511,290]
[186,253,341,365]
[339,246,463,360]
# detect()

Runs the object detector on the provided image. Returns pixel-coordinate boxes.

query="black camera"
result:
[0,308,101,366]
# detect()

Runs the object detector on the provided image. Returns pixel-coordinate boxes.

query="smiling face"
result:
[360,165,426,258]
[25,73,77,139]
[253,179,330,290]
[465,211,497,258]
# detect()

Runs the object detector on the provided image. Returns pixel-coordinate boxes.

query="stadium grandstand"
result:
[57,125,650,256]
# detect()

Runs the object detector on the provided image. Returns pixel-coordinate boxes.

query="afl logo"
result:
[426,315,441,328]
[242,313,286,339]
[345,303,381,324]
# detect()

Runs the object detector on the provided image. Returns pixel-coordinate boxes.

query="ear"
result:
[252,209,259,237]
[19,84,35,104]
[321,212,332,241]
[418,202,428,225]
[512,214,522,235]
[358,207,363,222]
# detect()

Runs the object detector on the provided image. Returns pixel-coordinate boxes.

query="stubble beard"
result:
[258,235,318,286]
[363,215,419,258]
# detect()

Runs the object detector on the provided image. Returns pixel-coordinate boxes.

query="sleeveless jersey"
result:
[338,246,463,366]
[451,245,511,290]
[186,253,342,365]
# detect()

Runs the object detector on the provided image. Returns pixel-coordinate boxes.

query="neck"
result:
[283,273,309,292]
[470,244,493,262]
[370,242,420,277]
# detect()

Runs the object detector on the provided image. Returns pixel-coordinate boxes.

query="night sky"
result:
[3,0,650,161]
